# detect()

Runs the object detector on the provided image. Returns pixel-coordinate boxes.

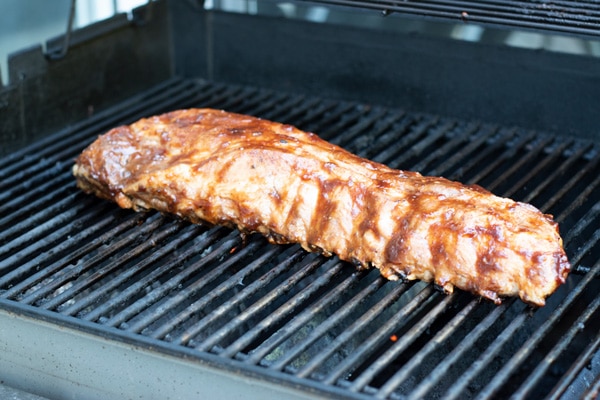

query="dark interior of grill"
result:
[1,1,599,399]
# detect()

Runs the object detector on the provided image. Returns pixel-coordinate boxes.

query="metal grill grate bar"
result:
[0,170,73,215]
[250,94,307,122]
[0,212,161,301]
[97,228,233,330]
[403,300,517,400]
[474,259,600,400]
[549,156,600,220]
[385,118,448,169]
[313,107,376,146]
[328,108,390,149]
[512,295,600,398]
[0,163,70,206]
[521,142,592,205]
[193,256,342,352]
[96,226,217,327]
[425,123,498,178]
[359,113,413,160]
[302,103,359,139]
[562,204,600,269]
[290,100,340,132]
[409,121,478,174]
[0,197,102,265]
[349,293,460,393]
[83,231,246,326]
[20,216,181,307]
[381,300,509,399]
[548,331,600,398]
[129,234,262,338]
[0,189,77,243]
[443,309,529,400]
[0,211,143,293]
[485,135,555,192]
[221,273,370,360]
[451,128,518,182]
[275,98,326,127]
[166,244,305,344]
[321,285,436,386]
[367,115,433,167]
[501,139,573,199]
[42,223,207,313]
[244,272,381,365]
[263,272,384,370]
[288,279,414,378]
[466,130,535,183]
[265,101,333,135]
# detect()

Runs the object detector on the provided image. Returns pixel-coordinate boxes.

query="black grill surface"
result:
[0,78,599,399]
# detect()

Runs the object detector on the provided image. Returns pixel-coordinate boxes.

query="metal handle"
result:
[46,0,76,60]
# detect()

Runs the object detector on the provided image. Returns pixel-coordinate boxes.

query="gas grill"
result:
[1,1,599,399]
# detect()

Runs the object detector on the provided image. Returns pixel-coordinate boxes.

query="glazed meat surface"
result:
[73,108,570,306]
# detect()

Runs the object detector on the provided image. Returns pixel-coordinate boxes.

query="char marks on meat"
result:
[73,109,570,306]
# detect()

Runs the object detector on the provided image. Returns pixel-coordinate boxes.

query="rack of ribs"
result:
[73,108,570,306]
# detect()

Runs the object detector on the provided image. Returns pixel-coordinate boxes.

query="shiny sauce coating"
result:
[73,109,570,306]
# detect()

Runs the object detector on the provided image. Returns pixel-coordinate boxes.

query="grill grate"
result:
[0,77,599,399]
[301,0,600,38]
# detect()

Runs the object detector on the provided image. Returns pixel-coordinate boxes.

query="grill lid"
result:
[0,78,599,399]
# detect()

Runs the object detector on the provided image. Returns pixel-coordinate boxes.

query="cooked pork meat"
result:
[73,108,570,306]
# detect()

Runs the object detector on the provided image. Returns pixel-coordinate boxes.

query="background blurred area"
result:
[2,0,600,87]
[0,0,147,85]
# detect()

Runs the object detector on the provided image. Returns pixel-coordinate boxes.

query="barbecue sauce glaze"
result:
[73,109,570,306]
